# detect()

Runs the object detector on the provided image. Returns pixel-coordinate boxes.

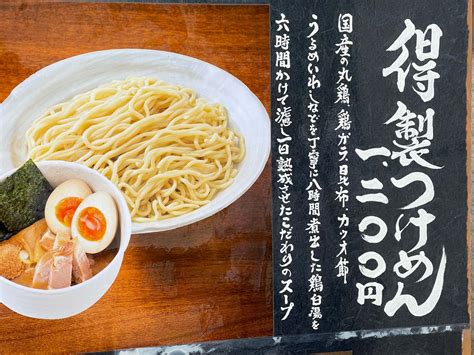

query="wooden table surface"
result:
[0,3,271,352]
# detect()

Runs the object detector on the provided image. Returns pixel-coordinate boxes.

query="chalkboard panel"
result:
[123,328,465,354]
[271,0,470,336]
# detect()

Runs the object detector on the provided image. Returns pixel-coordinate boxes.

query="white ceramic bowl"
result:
[0,161,132,319]
[0,49,271,234]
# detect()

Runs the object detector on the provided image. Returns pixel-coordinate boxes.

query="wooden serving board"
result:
[0,3,271,352]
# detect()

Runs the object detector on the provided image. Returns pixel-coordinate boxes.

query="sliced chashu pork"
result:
[39,230,56,251]
[16,228,92,289]
[32,250,54,289]
[72,241,92,284]
[48,232,74,289]
[33,232,75,289]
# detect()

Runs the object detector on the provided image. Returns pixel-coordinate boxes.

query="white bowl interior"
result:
[0,49,270,234]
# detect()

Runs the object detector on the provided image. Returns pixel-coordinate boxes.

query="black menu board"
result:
[271,0,470,336]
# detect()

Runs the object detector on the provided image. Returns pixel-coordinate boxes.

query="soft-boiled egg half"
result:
[71,191,118,254]
[45,179,92,235]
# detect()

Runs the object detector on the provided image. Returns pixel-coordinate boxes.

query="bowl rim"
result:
[0,160,132,295]
[0,48,271,234]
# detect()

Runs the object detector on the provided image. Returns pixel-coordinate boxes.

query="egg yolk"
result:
[77,207,107,241]
[55,197,83,227]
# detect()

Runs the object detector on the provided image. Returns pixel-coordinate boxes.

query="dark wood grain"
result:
[0,3,271,352]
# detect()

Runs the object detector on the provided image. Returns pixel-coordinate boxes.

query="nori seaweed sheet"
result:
[0,159,53,234]
[0,221,13,241]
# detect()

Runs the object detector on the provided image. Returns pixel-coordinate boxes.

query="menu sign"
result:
[271,0,470,336]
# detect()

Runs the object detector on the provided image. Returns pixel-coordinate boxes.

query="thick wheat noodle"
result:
[27,77,245,222]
